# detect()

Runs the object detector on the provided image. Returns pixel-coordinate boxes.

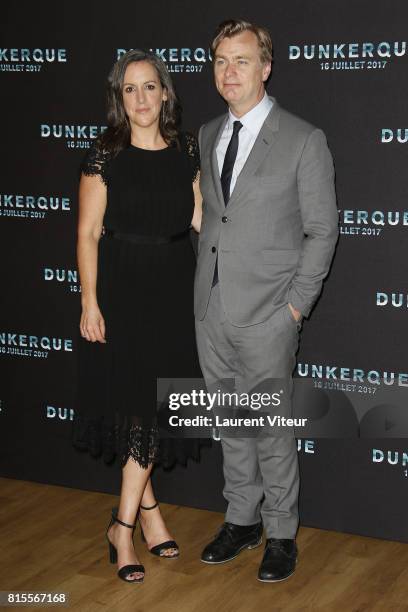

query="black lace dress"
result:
[72,133,207,468]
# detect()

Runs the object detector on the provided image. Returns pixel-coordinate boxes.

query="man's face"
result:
[213,30,271,116]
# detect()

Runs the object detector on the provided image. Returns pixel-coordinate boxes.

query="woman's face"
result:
[122,60,167,129]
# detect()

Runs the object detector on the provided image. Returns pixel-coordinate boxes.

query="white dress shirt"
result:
[216,92,273,196]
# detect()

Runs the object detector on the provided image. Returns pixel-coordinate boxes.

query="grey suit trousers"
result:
[196,282,301,539]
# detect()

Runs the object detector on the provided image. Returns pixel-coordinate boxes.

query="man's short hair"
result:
[211,18,273,65]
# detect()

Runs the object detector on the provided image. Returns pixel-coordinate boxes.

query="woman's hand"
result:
[80,303,106,343]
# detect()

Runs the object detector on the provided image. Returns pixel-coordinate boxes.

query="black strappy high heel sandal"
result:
[139,502,179,559]
[106,507,145,583]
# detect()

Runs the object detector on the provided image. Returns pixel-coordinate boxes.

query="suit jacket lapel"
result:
[226,99,281,209]
[210,114,228,209]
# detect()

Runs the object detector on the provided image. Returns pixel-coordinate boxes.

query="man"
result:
[195,19,338,582]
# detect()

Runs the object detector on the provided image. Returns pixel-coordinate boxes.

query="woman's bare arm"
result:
[191,172,203,233]
[77,174,107,342]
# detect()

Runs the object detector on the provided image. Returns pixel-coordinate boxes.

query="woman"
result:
[72,49,204,584]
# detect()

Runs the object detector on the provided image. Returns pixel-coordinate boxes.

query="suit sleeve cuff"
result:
[287,286,313,318]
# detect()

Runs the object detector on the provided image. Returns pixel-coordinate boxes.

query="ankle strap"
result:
[112,512,137,529]
[140,502,159,511]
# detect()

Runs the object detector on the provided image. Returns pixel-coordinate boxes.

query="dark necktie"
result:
[221,120,243,205]
[212,120,243,286]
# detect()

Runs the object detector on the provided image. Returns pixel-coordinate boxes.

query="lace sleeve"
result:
[80,139,110,186]
[184,132,200,183]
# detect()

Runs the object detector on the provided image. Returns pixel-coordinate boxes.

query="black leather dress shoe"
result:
[201,521,263,564]
[257,538,297,582]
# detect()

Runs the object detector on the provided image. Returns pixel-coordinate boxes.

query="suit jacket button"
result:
[211,246,216,253]
[222,216,228,223]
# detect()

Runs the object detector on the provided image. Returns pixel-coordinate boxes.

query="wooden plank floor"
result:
[0,477,407,612]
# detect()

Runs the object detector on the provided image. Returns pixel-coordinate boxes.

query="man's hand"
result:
[288,302,302,323]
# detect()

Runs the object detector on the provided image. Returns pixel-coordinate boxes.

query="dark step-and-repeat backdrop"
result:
[1,1,407,542]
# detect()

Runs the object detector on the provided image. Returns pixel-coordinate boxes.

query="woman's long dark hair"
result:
[99,49,181,156]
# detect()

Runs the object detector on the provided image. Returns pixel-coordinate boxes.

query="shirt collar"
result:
[228,92,273,136]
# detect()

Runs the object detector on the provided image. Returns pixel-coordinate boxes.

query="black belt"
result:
[104,227,190,244]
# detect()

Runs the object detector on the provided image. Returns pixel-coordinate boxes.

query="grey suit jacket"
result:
[195,97,339,326]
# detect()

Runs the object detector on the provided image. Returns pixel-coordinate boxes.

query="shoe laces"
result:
[216,522,236,543]
[266,539,290,556]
